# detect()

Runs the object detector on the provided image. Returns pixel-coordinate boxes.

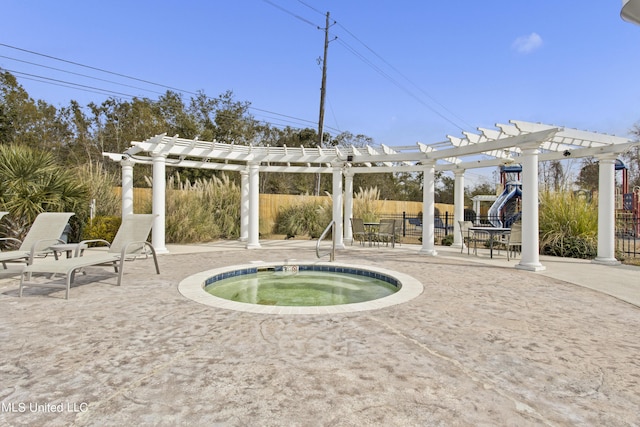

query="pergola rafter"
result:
[106,120,637,174]
[105,119,638,270]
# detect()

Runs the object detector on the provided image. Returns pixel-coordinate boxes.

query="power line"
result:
[257,3,472,133]
[261,0,318,28]
[0,54,166,96]
[0,44,337,137]
[8,73,131,99]
[4,69,138,98]
[336,38,466,131]
[334,22,474,131]
[0,43,194,95]
[249,106,340,133]
[296,0,325,17]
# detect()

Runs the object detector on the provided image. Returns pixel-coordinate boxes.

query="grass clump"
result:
[144,173,240,243]
[75,162,121,217]
[353,187,380,222]
[539,191,597,259]
[274,196,332,239]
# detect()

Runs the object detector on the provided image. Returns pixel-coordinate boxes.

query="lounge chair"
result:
[0,212,74,269]
[19,214,159,299]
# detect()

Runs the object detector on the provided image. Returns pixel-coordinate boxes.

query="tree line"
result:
[2,69,639,206]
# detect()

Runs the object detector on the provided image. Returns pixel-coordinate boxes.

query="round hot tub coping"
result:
[178,260,424,315]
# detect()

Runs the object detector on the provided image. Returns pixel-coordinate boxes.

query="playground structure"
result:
[471,165,523,227]
[488,165,523,228]
[477,160,640,234]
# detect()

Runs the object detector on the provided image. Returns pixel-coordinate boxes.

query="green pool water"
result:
[205,270,398,306]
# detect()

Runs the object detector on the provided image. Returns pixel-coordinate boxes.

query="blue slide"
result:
[488,182,522,227]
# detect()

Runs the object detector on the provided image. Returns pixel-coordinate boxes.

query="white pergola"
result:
[104,119,638,271]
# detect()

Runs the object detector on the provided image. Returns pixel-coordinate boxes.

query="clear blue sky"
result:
[2,1,639,152]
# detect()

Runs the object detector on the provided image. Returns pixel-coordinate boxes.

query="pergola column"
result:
[452,169,465,249]
[516,146,544,271]
[343,169,354,244]
[472,200,479,221]
[246,161,261,249]
[239,169,249,242]
[332,164,345,249]
[151,153,168,254]
[419,161,438,256]
[594,154,621,265]
[121,158,134,218]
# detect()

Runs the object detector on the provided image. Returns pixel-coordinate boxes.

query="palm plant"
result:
[0,145,87,242]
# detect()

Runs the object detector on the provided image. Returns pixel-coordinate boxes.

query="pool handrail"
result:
[316,220,336,262]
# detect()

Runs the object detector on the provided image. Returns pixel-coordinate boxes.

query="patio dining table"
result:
[469,226,511,259]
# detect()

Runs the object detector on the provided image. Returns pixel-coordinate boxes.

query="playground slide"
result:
[488,185,521,227]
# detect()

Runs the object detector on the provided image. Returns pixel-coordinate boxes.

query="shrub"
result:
[441,234,454,246]
[463,208,476,222]
[539,191,597,259]
[82,216,122,243]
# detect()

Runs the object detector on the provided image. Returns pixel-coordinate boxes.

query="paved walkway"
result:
[1,240,639,426]
[435,243,640,308]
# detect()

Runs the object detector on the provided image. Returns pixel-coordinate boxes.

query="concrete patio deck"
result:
[1,240,639,426]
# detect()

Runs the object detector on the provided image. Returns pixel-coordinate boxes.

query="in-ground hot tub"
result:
[178,261,423,315]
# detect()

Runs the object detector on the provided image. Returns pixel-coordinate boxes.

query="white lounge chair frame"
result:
[0,212,74,269]
[19,214,159,299]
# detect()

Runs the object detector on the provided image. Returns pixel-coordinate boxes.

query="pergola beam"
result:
[116,121,633,172]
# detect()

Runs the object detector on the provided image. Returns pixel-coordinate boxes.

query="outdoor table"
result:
[49,243,87,259]
[468,227,510,259]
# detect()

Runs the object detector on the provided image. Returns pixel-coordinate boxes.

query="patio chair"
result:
[19,214,159,299]
[458,221,472,254]
[0,212,74,269]
[350,218,369,246]
[393,220,403,247]
[458,220,488,255]
[506,221,522,261]
[376,219,396,248]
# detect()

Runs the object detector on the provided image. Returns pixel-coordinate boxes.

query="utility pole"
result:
[318,11,330,148]
[315,11,331,196]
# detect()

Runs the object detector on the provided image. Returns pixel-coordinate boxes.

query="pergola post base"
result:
[515,262,546,272]
[419,248,438,256]
[593,257,621,266]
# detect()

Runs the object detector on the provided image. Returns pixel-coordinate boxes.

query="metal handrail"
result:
[316,220,336,262]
